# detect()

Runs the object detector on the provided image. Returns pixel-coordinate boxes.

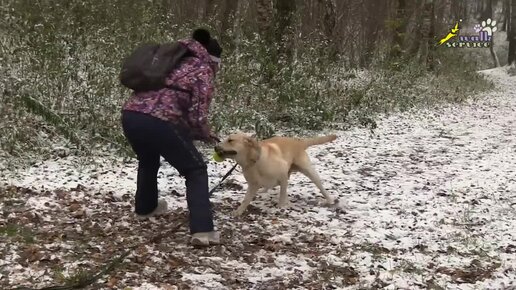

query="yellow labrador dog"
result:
[214,133,337,216]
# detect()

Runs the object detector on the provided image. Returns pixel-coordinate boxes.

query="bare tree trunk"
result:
[203,0,217,19]
[503,0,509,31]
[463,0,468,20]
[408,0,425,58]
[490,35,501,67]
[318,0,338,58]
[434,0,447,36]
[320,0,337,39]
[476,0,485,19]
[483,0,500,67]
[420,0,435,70]
[256,0,273,37]
[427,0,436,70]
[359,1,384,67]
[253,0,275,83]
[390,0,406,58]
[509,0,516,65]
[450,0,466,20]
[480,0,493,21]
[273,0,297,58]
[507,0,513,40]
[274,0,297,40]
[220,0,238,46]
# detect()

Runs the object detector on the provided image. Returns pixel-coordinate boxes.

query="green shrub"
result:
[0,0,494,160]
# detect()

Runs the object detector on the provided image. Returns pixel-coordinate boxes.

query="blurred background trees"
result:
[0,0,508,158]
[508,0,516,64]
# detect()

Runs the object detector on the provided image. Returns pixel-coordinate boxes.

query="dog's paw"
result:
[325,197,336,205]
[233,208,245,217]
[278,200,292,208]
[326,198,341,209]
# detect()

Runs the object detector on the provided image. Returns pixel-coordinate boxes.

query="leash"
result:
[209,163,238,196]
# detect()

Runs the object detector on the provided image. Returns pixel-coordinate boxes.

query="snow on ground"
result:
[1,67,516,289]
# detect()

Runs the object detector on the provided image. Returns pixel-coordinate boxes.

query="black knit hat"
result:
[207,39,222,58]
[192,28,222,58]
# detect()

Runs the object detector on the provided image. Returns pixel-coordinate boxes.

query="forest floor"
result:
[1,67,515,289]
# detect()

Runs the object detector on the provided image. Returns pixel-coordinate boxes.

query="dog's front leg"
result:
[278,178,291,208]
[234,184,260,216]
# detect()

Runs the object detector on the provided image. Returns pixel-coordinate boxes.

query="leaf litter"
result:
[1,68,516,289]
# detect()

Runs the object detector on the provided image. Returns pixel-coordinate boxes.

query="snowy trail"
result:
[1,67,515,289]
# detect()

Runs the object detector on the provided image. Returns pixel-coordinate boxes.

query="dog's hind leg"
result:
[295,155,334,205]
[300,166,334,204]
[278,176,291,208]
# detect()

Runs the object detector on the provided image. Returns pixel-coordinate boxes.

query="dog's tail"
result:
[302,134,337,147]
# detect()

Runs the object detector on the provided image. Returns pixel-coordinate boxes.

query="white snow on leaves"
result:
[1,67,515,289]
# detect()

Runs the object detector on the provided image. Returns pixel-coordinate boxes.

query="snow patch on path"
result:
[1,67,515,289]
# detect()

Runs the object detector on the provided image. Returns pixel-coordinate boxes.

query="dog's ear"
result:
[244,136,260,163]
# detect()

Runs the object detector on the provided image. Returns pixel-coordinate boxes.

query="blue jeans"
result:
[121,110,214,234]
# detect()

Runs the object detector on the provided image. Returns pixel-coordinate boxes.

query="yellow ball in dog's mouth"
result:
[212,152,224,162]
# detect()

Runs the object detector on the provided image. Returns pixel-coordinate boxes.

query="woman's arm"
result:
[186,64,215,141]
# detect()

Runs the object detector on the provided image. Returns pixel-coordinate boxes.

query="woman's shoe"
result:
[136,199,168,220]
[190,231,220,246]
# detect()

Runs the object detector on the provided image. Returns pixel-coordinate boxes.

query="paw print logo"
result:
[473,24,482,33]
[480,18,497,36]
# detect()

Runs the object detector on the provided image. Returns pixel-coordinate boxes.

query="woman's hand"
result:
[205,132,220,145]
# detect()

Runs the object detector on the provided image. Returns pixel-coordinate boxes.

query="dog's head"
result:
[214,133,260,164]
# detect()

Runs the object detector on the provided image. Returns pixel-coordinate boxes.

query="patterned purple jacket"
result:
[122,39,218,141]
